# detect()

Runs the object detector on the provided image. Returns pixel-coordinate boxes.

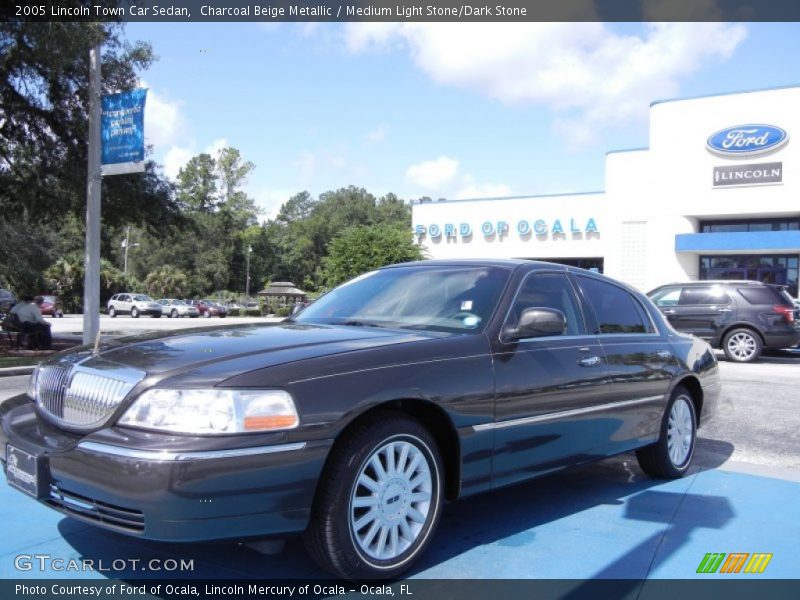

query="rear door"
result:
[574,275,674,451]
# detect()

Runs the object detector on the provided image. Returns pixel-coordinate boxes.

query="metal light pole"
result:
[245,245,252,298]
[82,44,101,345]
[122,226,139,275]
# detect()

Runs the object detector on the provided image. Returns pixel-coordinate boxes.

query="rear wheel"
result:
[636,386,696,479]
[131,307,139,318]
[304,412,443,579]
[723,328,762,363]
[171,309,178,318]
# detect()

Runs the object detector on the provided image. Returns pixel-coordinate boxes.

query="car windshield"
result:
[133,295,153,302]
[41,295,56,302]
[294,265,510,333]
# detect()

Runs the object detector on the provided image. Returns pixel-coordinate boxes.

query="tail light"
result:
[772,305,795,323]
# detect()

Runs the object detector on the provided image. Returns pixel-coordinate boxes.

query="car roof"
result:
[654,280,771,287]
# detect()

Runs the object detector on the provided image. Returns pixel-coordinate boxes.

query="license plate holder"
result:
[6,444,48,499]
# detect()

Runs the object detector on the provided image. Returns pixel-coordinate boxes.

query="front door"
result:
[490,271,612,488]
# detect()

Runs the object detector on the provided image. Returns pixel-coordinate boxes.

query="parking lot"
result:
[1,351,799,580]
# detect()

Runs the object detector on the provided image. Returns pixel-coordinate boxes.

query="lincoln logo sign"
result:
[707,124,788,157]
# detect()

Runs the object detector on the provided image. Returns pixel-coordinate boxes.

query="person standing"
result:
[9,295,52,349]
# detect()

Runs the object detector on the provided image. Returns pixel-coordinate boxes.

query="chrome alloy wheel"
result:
[350,438,433,562]
[726,331,757,361]
[667,396,694,467]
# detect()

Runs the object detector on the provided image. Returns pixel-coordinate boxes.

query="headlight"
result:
[118,389,299,434]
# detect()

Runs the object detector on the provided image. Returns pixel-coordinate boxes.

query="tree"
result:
[0,21,182,294]
[322,224,424,288]
[144,266,188,298]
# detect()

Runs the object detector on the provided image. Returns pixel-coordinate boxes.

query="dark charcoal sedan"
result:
[1,260,720,579]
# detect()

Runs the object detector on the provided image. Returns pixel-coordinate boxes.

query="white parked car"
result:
[107,293,162,318]
[157,299,200,318]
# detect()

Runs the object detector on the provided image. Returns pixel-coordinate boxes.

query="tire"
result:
[722,328,762,363]
[203,311,211,318]
[131,307,139,318]
[304,412,444,580]
[636,386,697,479]
[108,306,116,318]
[171,309,178,318]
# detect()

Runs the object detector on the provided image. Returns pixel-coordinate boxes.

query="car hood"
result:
[52,323,447,380]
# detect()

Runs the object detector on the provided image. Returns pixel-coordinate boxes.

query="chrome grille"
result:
[35,365,71,418]
[34,362,146,429]
[48,485,145,533]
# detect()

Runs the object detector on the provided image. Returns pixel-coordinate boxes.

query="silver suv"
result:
[107,293,162,318]
[157,298,200,318]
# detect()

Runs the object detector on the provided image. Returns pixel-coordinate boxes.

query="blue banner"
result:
[101,88,147,176]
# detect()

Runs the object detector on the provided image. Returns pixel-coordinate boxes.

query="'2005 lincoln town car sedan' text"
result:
[1,260,719,579]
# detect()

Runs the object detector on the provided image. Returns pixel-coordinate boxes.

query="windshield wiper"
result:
[338,320,385,328]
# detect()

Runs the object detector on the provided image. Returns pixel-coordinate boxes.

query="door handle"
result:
[662,309,676,315]
[578,355,601,367]
[718,308,732,313]
[656,350,672,360]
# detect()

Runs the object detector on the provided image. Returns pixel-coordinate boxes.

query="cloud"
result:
[343,23,747,146]
[161,138,230,180]
[365,124,388,143]
[406,156,509,199]
[247,186,296,220]
[406,156,460,189]
[141,83,187,149]
[162,146,194,180]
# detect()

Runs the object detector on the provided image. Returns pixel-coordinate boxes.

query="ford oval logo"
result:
[707,124,789,157]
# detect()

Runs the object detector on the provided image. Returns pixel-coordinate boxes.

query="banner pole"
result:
[83,44,102,345]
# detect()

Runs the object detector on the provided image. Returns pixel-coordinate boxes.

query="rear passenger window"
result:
[679,286,730,305]
[737,287,782,305]
[578,276,649,334]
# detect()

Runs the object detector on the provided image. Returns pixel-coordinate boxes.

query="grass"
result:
[0,356,42,368]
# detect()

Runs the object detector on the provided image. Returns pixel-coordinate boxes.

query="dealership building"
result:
[412,85,800,298]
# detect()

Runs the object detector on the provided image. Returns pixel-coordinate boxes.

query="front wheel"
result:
[636,387,697,479]
[108,307,116,318]
[723,328,762,363]
[171,309,178,318]
[304,412,443,580]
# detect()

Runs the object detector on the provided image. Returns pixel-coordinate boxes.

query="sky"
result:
[125,22,800,220]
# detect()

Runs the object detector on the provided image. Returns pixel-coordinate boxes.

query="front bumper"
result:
[1,398,332,542]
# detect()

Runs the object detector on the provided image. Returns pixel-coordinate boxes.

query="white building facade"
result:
[412,86,800,298]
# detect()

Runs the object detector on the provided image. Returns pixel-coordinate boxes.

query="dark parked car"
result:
[2,260,720,579]
[186,299,227,318]
[648,280,800,362]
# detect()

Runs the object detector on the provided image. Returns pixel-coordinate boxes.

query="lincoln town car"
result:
[1,260,720,579]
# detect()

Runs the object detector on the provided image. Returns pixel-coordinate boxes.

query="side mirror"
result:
[508,307,567,340]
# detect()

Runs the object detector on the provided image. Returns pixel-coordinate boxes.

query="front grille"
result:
[48,485,145,533]
[34,362,145,429]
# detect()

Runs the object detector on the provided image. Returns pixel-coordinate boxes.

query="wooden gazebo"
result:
[257,281,308,307]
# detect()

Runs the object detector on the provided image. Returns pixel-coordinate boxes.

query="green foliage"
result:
[45,257,138,313]
[144,266,188,298]
[275,307,292,318]
[0,22,181,296]
[323,224,424,288]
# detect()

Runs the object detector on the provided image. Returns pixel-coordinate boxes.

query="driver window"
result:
[508,273,584,336]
